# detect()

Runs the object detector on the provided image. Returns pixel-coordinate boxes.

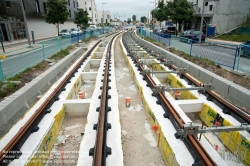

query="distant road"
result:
[1,37,74,78]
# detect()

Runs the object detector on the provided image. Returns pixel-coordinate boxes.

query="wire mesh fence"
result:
[0,29,113,81]
[139,28,250,75]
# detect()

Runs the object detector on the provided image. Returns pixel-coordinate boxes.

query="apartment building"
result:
[97,10,110,26]
[0,0,78,42]
[78,0,98,25]
[188,0,250,34]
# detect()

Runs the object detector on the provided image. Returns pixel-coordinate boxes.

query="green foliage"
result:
[81,35,98,43]
[127,18,131,24]
[241,15,250,27]
[140,16,147,23]
[51,49,69,58]
[132,15,136,22]
[0,82,20,99]
[45,0,69,35]
[200,57,216,66]
[74,8,89,29]
[164,0,195,23]
[216,34,250,42]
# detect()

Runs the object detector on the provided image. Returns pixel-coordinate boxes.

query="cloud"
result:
[95,0,154,20]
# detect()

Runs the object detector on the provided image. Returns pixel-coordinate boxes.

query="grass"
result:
[81,35,98,43]
[138,34,165,47]
[51,49,69,58]
[0,44,73,100]
[216,34,250,42]
[200,57,216,66]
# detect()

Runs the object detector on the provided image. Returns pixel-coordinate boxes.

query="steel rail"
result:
[125,32,216,165]
[143,66,216,166]
[92,33,120,166]
[178,70,250,123]
[155,54,250,123]
[0,40,102,163]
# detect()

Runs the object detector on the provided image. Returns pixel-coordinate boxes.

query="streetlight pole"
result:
[91,0,93,25]
[20,0,31,45]
[102,3,107,29]
[6,0,31,45]
[199,0,219,43]
[198,0,206,44]
[150,2,155,29]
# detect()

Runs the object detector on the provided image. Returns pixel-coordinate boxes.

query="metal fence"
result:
[0,29,112,81]
[140,29,250,74]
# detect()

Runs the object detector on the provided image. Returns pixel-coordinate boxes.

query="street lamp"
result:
[102,3,107,28]
[150,1,155,29]
[91,0,93,25]
[199,0,219,43]
[5,0,31,45]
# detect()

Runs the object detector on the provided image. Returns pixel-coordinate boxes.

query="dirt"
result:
[155,43,250,90]
[0,40,94,102]
[114,35,164,166]
[46,112,86,166]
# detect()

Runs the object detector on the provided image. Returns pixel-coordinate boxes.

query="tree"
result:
[140,16,147,23]
[132,15,136,22]
[45,0,69,36]
[151,0,168,26]
[74,9,89,29]
[167,0,194,28]
[127,18,131,24]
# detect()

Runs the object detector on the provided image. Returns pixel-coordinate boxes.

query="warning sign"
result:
[153,19,157,24]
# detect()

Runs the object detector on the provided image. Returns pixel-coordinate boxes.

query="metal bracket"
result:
[164,83,213,92]
[176,123,250,139]
[141,68,187,76]
[151,83,212,96]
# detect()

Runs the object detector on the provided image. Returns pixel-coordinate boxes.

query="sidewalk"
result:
[206,38,242,45]
[0,35,57,52]
[0,35,57,58]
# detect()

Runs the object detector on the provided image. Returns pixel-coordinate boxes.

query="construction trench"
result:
[0,31,249,166]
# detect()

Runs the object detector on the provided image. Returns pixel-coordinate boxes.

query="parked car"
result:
[161,26,176,35]
[88,25,97,31]
[180,30,206,43]
[153,27,161,34]
[240,40,250,57]
[59,29,71,36]
[70,28,83,36]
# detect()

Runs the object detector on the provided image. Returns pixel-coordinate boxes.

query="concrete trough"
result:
[228,84,250,109]
[0,47,85,138]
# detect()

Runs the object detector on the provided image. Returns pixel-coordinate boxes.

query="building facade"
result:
[188,0,250,34]
[78,0,98,25]
[97,10,110,26]
[0,0,78,42]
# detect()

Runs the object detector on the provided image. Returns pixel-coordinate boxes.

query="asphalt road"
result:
[1,37,76,79]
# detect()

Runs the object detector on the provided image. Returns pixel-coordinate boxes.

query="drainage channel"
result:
[114,34,165,165]
[122,31,249,166]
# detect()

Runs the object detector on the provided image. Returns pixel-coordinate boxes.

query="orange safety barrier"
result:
[78,91,85,99]
[125,97,131,107]
[175,90,181,100]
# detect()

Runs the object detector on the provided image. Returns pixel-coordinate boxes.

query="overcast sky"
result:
[95,0,156,21]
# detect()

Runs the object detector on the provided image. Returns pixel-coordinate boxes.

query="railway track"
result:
[122,31,250,165]
[0,33,119,165]
[89,33,120,166]
[0,30,249,166]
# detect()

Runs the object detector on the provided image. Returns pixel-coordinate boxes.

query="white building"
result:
[97,10,110,26]
[188,0,250,34]
[78,0,98,25]
[0,0,78,42]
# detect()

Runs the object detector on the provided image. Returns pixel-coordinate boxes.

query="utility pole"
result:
[91,0,93,24]
[102,3,107,28]
[20,0,31,45]
[6,0,31,45]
